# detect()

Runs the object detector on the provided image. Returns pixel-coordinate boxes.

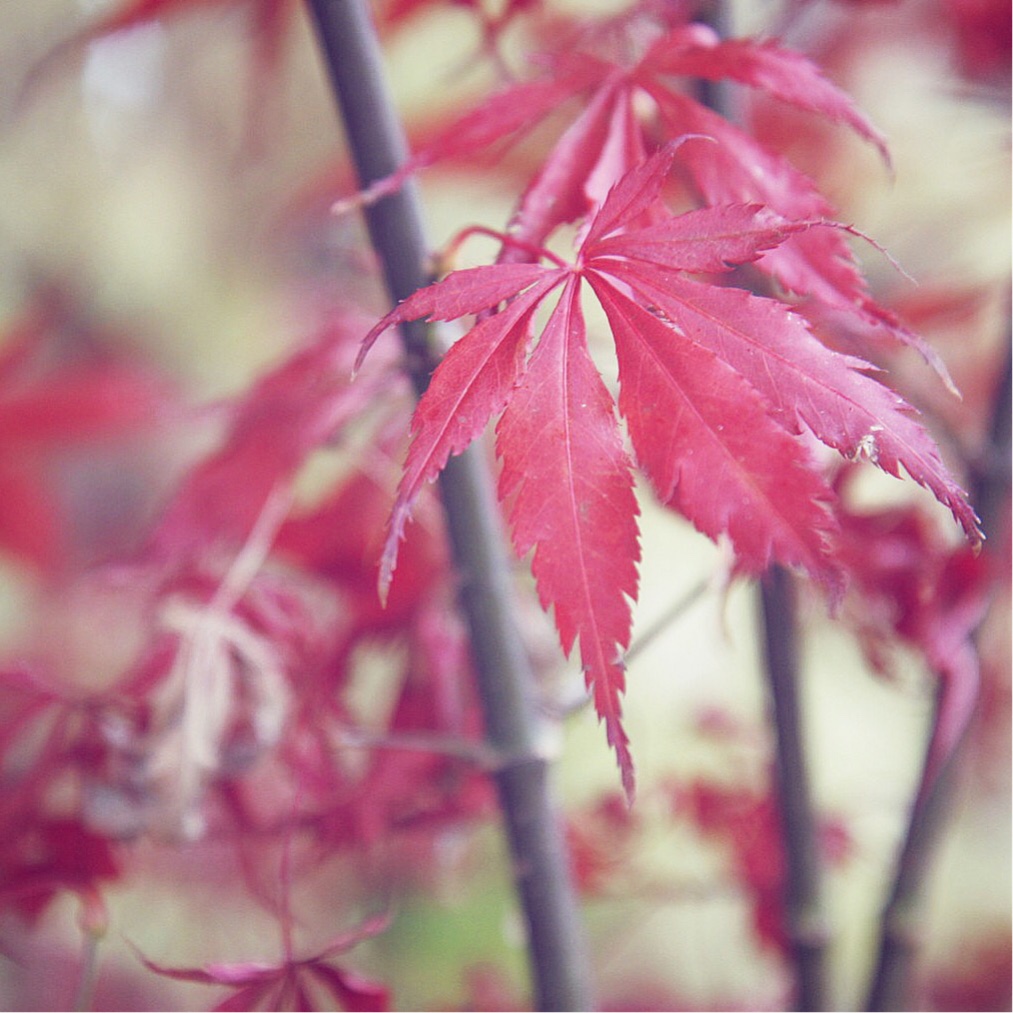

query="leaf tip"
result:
[619,756,636,806]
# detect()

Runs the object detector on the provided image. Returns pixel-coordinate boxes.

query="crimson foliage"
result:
[0,1,1007,1010]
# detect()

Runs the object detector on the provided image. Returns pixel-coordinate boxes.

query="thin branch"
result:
[861,712,963,1012]
[305,3,593,1008]
[863,307,1011,1012]
[625,578,709,666]
[695,2,831,1005]
[760,567,829,1012]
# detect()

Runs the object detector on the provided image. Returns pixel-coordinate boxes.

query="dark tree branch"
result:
[305,3,593,1008]
[864,306,1011,1012]
[760,567,829,1012]
[862,720,962,1012]
[695,5,831,1006]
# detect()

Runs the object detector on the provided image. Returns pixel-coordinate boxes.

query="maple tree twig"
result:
[306,3,593,1009]
[760,567,829,1012]
[863,312,1011,1012]
[696,3,830,1006]
[861,714,962,1012]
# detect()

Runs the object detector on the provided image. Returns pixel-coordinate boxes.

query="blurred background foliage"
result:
[0,1,1008,1009]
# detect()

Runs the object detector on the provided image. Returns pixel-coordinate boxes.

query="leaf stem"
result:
[445,224,571,271]
[306,3,593,1008]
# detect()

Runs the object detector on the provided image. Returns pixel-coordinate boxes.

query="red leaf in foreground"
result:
[361,141,979,795]
[375,273,564,594]
[603,258,980,545]
[648,89,951,380]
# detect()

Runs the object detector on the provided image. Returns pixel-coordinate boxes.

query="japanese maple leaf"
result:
[137,913,390,1012]
[345,15,948,377]
[360,142,979,798]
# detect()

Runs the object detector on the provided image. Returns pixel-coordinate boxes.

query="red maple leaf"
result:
[360,142,979,798]
[137,913,391,1012]
[344,14,942,367]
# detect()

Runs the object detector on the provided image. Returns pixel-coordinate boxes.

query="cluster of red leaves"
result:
[0,289,176,573]
[354,9,981,795]
[137,914,391,1012]
[0,303,494,1008]
[2,0,1003,1008]
[565,758,853,972]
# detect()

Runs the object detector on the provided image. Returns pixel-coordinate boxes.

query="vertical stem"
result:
[696,3,831,1006]
[864,310,1011,1011]
[305,3,593,1008]
[760,567,829,1012]
[862,719,960,1012]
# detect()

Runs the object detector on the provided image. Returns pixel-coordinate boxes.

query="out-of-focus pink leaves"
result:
[676,778,853,954]
[1,816,119,924]
[28,0,299,152]
[943,0,1012,85]
[0,297,177,572]
[836,487,991,792]
[0,664,121,923]
[639,24,891,164]
[138,912,391,1012]
[336,58,600,214]
[153,312,404,562]
[377,0,543,63]
[566,792,639,895]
